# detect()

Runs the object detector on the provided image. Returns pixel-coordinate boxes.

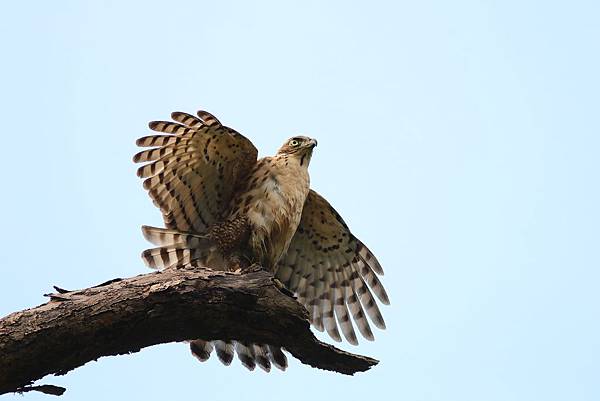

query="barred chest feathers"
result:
[243,155,310,270]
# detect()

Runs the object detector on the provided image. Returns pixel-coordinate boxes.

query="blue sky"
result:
[1,1,599,400]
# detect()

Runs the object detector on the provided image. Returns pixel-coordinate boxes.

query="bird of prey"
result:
[134,109,389,372]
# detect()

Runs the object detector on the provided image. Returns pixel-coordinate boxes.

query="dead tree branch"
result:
[0,268,378,396]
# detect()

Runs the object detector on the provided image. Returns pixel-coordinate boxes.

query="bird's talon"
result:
[272,278,295,298]
[242,263,264,273]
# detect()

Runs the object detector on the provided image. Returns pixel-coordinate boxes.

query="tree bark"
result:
[0,268,378,396]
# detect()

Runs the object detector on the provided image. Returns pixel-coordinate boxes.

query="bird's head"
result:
[277,136,318,166]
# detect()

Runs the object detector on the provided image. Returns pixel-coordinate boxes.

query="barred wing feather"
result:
[133,110,258,233]
[276,190,389,345]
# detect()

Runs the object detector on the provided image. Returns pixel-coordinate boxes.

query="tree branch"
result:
[0,268,378,396]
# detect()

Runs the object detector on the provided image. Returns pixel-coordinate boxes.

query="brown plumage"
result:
[134,109,389,371]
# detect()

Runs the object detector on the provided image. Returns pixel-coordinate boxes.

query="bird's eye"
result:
[289,139,300,147]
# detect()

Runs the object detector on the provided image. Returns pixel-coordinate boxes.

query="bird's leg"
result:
[236,256,294,297]
[232,252,264,273]
[242,262,264,273]
[227,254,264,273]
[226,255,246,273]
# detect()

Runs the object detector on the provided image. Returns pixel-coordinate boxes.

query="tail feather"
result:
[214,340,234,365]
[253,344,271,372]
[188,340,288,372]
[141,225,208,248]
[142,247,194,269]
[235,342,256,371]
[268,345,287,371]
[140,226,213,270]
[189,339,213,362]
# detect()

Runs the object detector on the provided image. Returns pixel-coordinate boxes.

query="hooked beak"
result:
[308,138,318,148]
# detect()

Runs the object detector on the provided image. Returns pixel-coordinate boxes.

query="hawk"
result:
[134,109,389,371]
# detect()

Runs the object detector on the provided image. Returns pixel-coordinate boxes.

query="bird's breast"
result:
[240,160,310,269]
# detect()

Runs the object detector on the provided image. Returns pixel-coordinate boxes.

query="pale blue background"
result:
[1,1,598,400]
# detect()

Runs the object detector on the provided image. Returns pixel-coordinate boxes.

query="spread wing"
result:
[276,190,389,345]
[133,110,258,232]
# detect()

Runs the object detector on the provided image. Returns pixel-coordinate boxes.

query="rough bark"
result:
[0,268,378,396]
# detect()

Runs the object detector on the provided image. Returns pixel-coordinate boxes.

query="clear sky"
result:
[1,1,598,400]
